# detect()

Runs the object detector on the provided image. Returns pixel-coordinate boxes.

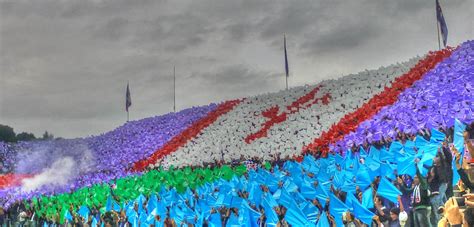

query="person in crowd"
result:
[373,196,390,226]
[399,160,432,227]
[0,206,4,227]
[343,211,363,226]
[439,197,474,226]
[453,146,474,191]
[428,152,449,224]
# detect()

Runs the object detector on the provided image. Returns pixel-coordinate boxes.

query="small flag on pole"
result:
[436,0,448,47]
[126,82,132,122]
[284,34,289,78]
[126,82,132,112]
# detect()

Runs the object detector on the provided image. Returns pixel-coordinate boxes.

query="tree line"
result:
[0,124,55,143]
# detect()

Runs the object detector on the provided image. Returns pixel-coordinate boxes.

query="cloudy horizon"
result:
[1,0,472,139]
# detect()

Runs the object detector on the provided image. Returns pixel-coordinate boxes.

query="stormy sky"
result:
[0,0,472,138]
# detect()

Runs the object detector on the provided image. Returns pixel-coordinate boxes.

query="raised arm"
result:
[464,132,474,159]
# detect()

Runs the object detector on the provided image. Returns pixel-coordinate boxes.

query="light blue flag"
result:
[280,189,312,226]
[356,167,372,190]
[362,187,374,209]
[277,189,294,209]
[284,201,313,227]
[314,182,330,205]
[329,193,349,227]
[135,194,146,214]
[248,183,263,206]
[147,193,158,215]
[265,173,280,193]
[215,192,232,207]
[139,212,149,227]
[423,144,440,157]
[64,210,73,222]
[300,182,317,200]
[404,140,416,156]
[77,205,90,222]
[316,211,330,227]
[380,163,396,180]
[365,157,381,180]
[91,217,98,227]
[226,213,240,227]
[333,171,345,189]
[262,196,279,227]
[452,119,466,185]
[154,219,165,227]
[170,206,185,226]
[389,141,403,154]
[344,192,358,211]
[340,179,357,194]
[454,119,466,161]
[352,199,375,225]
[368,146,380,161]
[208,213,222,227]
[127,211,138,227]
[415,135,429,148]
[397,156,416,177]
[377,177,402,203]
[283,179,298,193]
[239,201,261,227]
[146,208,158,224]
[430,128,446,144]
[302,203,320,224]
[335,154,345,166]
[418,152,436,177]
[303,155,320,174]
[265,192,279,208]
[230,196,243,208]
[379,147,394,163]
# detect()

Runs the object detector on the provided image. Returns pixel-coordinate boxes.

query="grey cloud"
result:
[0,0,472,138]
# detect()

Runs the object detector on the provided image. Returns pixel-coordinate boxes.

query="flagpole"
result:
[286,75,288,90]
[435,0,441,50]
[173,66,176,112]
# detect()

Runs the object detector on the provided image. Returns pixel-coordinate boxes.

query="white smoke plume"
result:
[18,142,95,192]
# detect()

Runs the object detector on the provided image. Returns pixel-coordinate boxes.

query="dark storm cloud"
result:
[0,0,472,138]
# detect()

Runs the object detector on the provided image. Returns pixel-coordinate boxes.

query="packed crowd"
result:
[0,41,471,226]
[1,123,473,227]
[0,104,217,196]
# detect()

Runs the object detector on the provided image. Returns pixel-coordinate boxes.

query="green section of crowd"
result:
[26,164,250,222]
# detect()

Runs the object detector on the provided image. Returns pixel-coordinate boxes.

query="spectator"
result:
[399,162,432,227]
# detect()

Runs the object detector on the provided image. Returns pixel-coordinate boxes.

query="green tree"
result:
[42,131,54,140]
[16,132,36,141]
[0,124,16,142]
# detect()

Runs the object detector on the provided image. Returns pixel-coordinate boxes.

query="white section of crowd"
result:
[160,57,421,168]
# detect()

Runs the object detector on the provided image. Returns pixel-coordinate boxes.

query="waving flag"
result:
[262,196,279,227]
[436,0,448,47]
[316,211,330,227]
[126,82,132,112]
[362,188,374,209]
[452,119,466,185]
[352,200,375,225]
[377,177,402,203]
[284,34,289,78]
[329,193,349,227]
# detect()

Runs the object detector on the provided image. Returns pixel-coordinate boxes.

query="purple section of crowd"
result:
[334,40,474,153]
[0,104,217,200]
